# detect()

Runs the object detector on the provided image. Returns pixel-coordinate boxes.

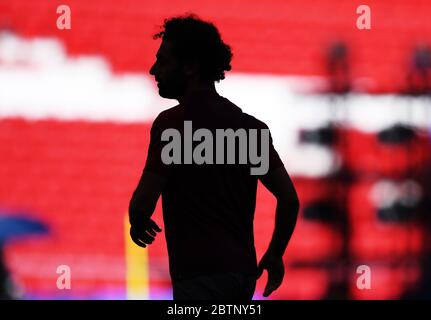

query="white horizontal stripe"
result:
[1,34,430,177]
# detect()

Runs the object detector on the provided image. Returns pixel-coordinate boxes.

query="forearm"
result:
[129,189,156,225]
[266,199,299,257]
[128,171,164,226]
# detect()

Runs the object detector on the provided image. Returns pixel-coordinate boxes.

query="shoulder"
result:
[220,96,269,130]
[152,104,182,130]
[241,112,269,130]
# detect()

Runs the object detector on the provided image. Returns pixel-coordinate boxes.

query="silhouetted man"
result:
[129,14,299,300]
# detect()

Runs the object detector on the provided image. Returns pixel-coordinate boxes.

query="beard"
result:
[157,74,187,100]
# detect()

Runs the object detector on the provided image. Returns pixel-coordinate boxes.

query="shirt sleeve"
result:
[250,117,285,176]
[266,128,285,174]
[143,115,171,177]
[244,114,284,176]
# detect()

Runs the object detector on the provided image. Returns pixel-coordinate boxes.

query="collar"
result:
[180,88,220,106]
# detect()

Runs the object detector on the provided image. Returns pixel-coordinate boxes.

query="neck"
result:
[178,80,217,104]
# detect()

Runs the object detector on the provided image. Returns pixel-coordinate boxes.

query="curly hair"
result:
[153,14,232,82]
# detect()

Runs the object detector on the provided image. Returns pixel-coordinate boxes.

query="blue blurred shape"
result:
[0,214,49,244]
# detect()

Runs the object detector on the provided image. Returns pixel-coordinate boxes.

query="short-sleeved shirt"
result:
[144,89,284,281]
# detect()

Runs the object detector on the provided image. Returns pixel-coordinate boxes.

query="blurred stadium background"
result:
[1,0,431,299]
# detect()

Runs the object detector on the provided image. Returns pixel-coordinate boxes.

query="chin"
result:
[158,89,177,100]
[158,85,181,100]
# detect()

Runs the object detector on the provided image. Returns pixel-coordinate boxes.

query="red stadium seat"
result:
[350,263,421,299]
[284,221,343,263]
[257,267,330,300]
[341,127,430,178]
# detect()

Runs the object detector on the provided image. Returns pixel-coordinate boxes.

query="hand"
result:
[257,252,285,297]
[130,219,162,248]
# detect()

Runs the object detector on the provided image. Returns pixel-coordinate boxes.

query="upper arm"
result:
[129,114,170,223]
[256,122,297,205]
[132,171,166,203]
[129,171,166,224]
[259,166,299,208]
[143,113,172,178]
[134,113,169,204]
